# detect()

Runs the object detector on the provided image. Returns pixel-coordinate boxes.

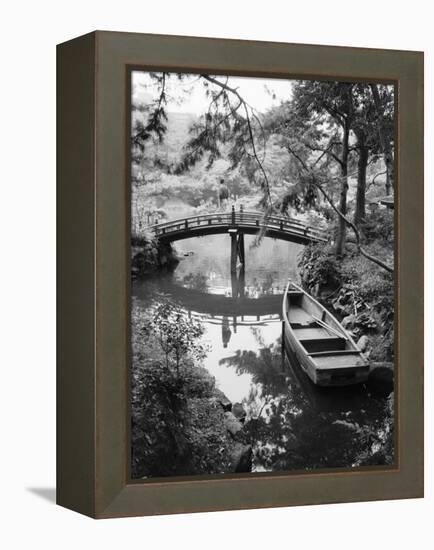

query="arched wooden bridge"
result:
[148,209,327,246]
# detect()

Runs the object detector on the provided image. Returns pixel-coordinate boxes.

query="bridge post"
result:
[230,230,237,274]
[237,232,245,265]
[231,264,245,298]
[230,229,246,274]
[231,205,235,225]
[238,264,245,297]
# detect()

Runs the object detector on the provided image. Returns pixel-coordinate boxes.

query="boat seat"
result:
[290,321,318,329]
[302,336,346,353]
[308,350,360,357]
[293,326,347,353]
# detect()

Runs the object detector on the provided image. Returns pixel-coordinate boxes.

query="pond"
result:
[132,233,393,472]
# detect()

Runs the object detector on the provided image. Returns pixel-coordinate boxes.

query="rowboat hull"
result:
[282,282,369,387]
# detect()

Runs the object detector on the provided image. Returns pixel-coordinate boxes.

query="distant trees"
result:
[132,73,271,206]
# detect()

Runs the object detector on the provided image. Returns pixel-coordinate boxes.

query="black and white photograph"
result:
[130,70,395,479]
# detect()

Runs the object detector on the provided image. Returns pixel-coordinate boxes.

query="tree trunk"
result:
[311,179,394,273]
[335,123,350,257]
[370,84,394,193]
[354,144,369,226]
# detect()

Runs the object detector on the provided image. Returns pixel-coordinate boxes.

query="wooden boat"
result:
[282,280,369,386]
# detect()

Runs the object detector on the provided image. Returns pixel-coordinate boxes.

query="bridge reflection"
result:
[150,279,282,314]
[135,277,284,347]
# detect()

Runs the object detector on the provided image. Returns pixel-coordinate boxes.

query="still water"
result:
[133,233,393,471]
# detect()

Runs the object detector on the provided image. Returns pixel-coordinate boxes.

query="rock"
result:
[131,246,144,257]
[131,250,158,276]
[342,315,356,330]
[369,362,394,381]
[368,362,394,393]
[357,334,370,352]
[158,242,179,271]
[224,412,243,437]
[214,388,232,412]
[333,419,360,431]
[230,442,253,473]
[231,402,246,422]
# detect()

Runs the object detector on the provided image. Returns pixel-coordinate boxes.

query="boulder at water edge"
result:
[231,442,253,473]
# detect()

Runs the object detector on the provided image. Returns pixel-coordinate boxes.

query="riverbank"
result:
[295,224,395,466]
[298,212,394,367]
[131,232,179,278]
[131,296,252,478]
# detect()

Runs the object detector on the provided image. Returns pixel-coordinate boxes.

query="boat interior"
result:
[286,290,364,367]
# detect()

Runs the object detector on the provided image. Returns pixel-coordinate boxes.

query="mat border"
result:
[56,31,423,519]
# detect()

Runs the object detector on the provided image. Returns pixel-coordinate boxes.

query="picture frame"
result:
[57,30,423,518]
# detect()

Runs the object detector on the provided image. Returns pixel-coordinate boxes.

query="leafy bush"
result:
[361,209,394,244]
[298,233,394,362]
[298,243,341,292]
[144,302,208,375]
[131,298,234,478]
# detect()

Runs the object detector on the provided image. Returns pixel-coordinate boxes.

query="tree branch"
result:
[367,169,387,191]
[285,144,393,273]
[200,74,272,205]
[311,179,394,273]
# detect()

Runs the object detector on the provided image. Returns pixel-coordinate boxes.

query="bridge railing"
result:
[147,211,327,242]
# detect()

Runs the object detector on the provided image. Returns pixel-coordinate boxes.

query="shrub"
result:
[361,209,394,244]
[298,243,341,292]
[131,298,234,478]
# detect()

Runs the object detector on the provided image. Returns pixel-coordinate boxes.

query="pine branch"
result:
[132,73,168,147]
[200,75,272,206]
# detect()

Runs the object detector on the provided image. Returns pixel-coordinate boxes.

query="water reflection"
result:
[222,317,231,348]
[174,234,301,296]
[132,232,393,472]
[220,338,392,471]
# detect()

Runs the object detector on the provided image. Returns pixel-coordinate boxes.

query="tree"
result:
[261,103,393,272]
[145,302,208,377]
[263,80,357,254]
[291,81,357,256]
[351,84,376,226]
[260,80,393,272]
[284,154,394,273]
[352,83,394,226]
[370,84,395,194]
